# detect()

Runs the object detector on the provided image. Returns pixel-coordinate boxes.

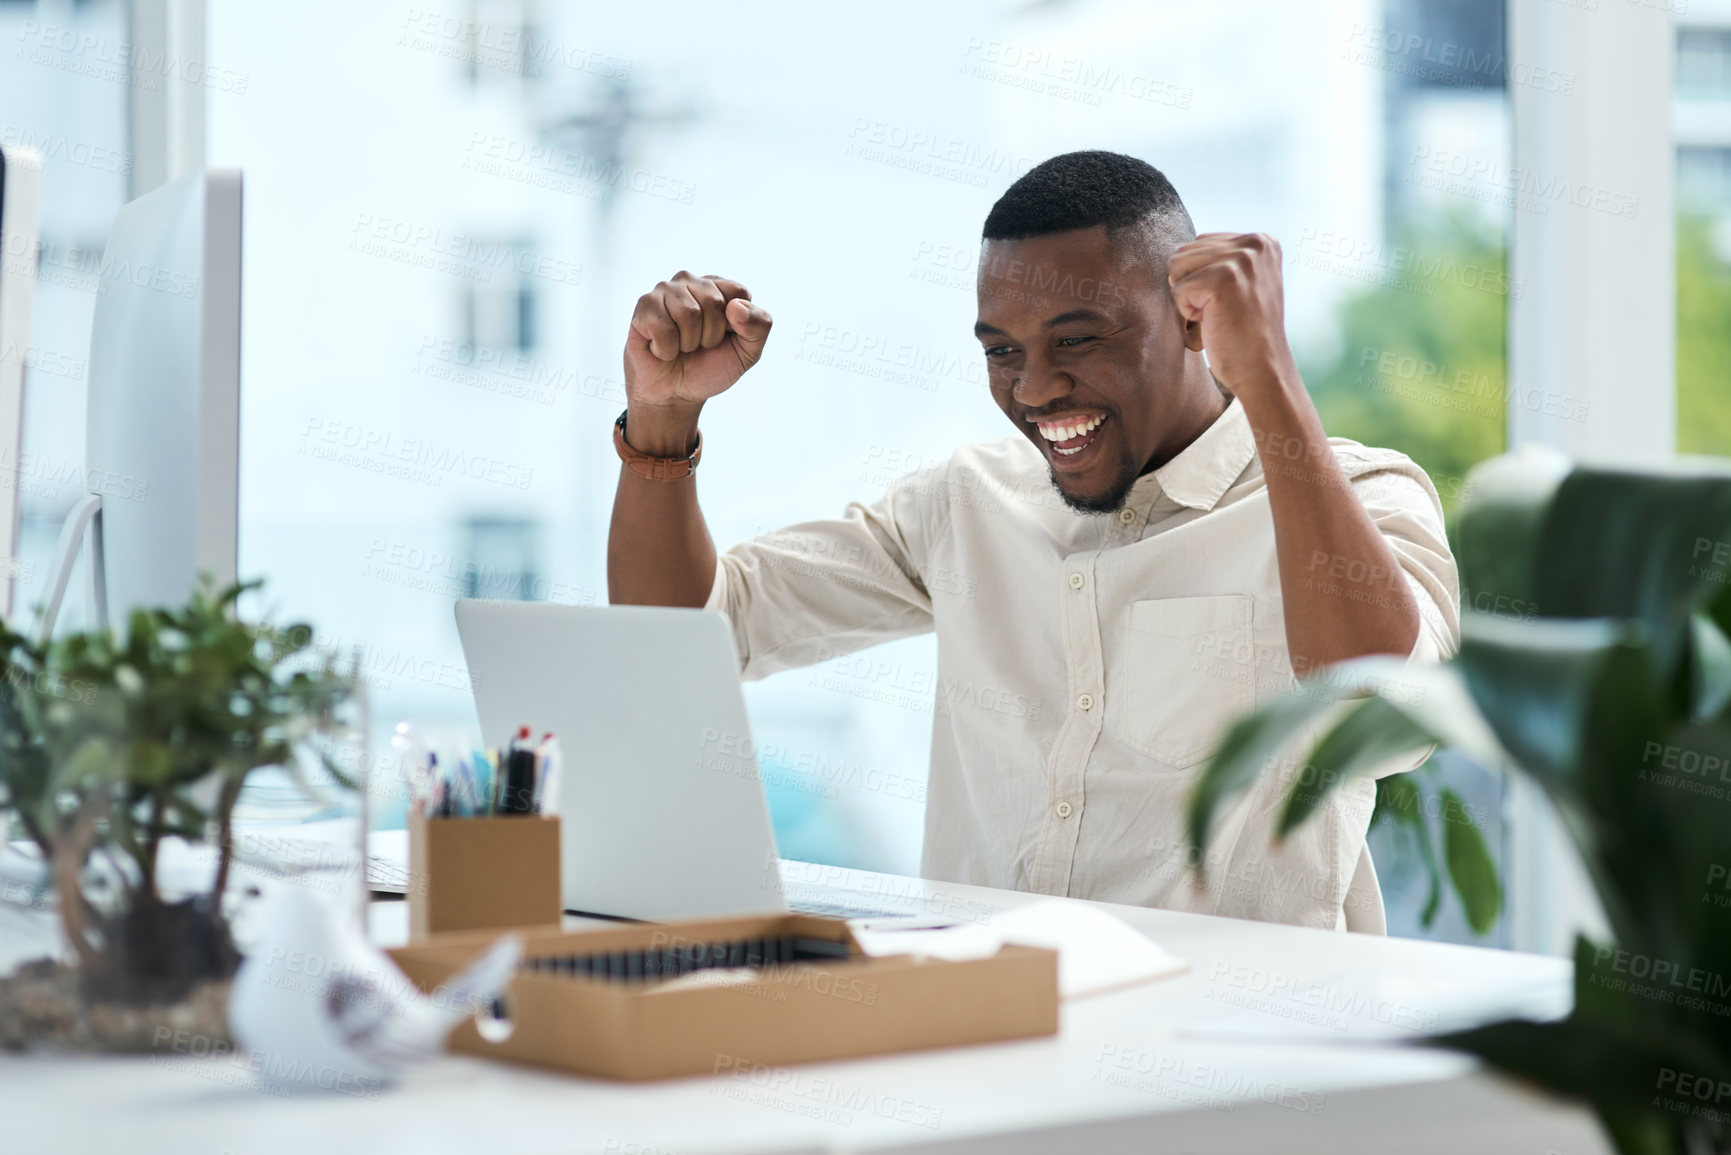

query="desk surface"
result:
[1,860,1610,1155]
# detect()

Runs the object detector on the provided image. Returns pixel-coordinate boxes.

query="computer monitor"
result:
[0,145,41,624]
[38,170,241,639]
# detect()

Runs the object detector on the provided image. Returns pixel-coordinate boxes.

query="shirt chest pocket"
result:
[1106,595,1256,768]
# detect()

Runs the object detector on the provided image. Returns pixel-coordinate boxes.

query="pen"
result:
[501,726,536,815]
[533,732,560,817]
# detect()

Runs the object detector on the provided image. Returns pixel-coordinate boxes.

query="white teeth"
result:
[1037,414,1105,442]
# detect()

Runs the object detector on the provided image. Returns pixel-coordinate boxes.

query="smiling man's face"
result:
[975,224,1205,513]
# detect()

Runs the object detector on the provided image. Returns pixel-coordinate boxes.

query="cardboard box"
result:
[389,912,1058,1080]
[408,814,561,938]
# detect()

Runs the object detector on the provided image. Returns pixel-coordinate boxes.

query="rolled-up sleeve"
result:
[1341,451,1462,666]
[705,477,938,681]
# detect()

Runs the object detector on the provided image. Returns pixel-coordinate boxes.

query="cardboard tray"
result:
[389,912,1058,1081]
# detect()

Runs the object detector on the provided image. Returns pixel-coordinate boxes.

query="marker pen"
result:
[501,725,537,815]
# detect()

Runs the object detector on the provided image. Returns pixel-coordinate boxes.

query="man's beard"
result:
[1049,464,1138,515]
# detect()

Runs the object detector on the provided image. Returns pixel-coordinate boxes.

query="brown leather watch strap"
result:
[614,410,702,481]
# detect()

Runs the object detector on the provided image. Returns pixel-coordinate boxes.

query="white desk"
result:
[1,860,1610,1154]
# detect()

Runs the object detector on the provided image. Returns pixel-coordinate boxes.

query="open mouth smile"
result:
[1033,412,1108,464]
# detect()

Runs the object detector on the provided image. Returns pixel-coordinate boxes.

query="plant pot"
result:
[0,956,231,1053]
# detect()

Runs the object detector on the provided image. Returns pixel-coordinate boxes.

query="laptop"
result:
[453,600,922,923]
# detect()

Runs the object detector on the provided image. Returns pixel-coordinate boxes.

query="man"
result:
[607,150,1459,930]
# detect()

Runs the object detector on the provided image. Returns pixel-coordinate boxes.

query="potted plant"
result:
[1187,447,1731,1155]
[0,580,355,1051]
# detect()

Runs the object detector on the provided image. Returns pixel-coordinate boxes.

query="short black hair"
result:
[982,150,1194,257]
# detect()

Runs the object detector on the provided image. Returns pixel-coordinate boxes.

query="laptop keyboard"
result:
[786,897,926,921]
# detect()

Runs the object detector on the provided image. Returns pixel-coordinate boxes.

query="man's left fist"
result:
[1167,232,1297,402]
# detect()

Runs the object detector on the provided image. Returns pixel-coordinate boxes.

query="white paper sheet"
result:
[852,898,1187,999]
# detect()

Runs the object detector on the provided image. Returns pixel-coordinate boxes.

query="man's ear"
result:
[1181,310,1205,353]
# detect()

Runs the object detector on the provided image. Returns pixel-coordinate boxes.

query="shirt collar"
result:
[1135,397,1257,512]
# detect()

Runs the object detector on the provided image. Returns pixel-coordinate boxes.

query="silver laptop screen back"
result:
[454,601,785,920]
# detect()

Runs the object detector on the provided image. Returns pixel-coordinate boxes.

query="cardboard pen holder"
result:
[408,813,562,938]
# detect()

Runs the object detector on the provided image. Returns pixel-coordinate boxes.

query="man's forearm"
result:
[1237,368,1421,673]
[606,404,718,608]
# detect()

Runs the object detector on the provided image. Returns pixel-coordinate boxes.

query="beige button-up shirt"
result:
[705,399,1460,929]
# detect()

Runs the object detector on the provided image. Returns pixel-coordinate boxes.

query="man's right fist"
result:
[624,272,773,416]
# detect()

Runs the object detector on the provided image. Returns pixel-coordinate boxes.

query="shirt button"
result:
[1077,693,1095,711]
[1118,508,1137,524]
[1055,801,1074,819]
[1068,572,1085,590]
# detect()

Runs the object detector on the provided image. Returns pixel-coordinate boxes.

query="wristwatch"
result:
[613,409,702,481]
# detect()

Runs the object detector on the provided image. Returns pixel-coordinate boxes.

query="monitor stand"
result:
[36,491,107,644]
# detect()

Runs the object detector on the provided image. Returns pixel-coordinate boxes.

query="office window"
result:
[1677,19,1731,457]
[1680,27,1731,100]
[0,0,132,629]
[457,237,539,354]
[460,515,540,600]
[209,0,1512,941]
[1680,145,1731,212]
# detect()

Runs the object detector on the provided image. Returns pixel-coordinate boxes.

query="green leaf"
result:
[1440,787,1501,935]
[1371,772,1422,831]
[1533,461,1731,688]
[1455,615,1669,953]
[1294,656,1508,765]
[1277,695,1438,837]
[1688,611,1731,719]
[1438,1010,1731,1135]
[1453,444,1570,615]
[1455,615,1658,797]
[1187,656,1508,874]
[1185,690,1344,876]
[1375,773,1444,927]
